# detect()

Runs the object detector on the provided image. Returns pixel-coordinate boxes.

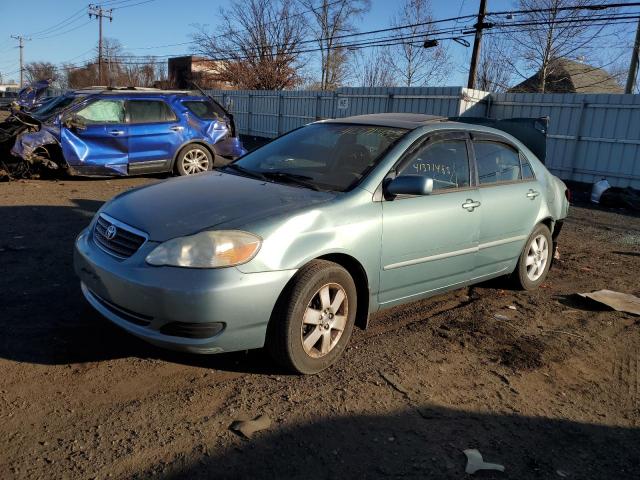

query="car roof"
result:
[70,87,205,98]
[323,113,446,129]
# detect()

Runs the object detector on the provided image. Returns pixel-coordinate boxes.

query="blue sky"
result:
[0,0,604,87]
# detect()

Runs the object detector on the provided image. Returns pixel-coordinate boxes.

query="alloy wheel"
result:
[181,148,209,174]
[301,283,348,358]
[526,234,549,281]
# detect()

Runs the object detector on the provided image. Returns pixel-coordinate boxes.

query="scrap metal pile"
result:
[0,80,60,180]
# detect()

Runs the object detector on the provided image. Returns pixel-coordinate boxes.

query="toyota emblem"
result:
[105,225,117,240]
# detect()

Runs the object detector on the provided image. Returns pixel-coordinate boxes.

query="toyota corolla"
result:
[74,113,569,374]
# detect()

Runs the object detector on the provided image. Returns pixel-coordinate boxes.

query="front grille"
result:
[94,214,147,259]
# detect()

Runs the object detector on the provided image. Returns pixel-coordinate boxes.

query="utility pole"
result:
[626,16,640,94]
[88,4,113,86]
[467,0,488,90]
[10,35,31,87]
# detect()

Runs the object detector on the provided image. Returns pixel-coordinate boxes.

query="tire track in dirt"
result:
[612,349,639,426]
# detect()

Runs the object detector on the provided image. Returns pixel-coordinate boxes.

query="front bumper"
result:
[74,228,296,354]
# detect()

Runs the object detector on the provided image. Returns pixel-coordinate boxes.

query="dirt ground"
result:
[1,176,639,480]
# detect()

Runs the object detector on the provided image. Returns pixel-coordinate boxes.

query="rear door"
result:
[126,99,184,173]
[379,131,481,306]
[471,132,542,276]
[61,98,128,170]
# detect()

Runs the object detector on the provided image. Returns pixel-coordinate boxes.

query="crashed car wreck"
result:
[2,86,245,178]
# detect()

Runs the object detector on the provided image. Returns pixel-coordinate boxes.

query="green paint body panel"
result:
[74,118,569,354]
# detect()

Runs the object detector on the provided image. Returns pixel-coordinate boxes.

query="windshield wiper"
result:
[261,171,322,191]
[222,163,267,181]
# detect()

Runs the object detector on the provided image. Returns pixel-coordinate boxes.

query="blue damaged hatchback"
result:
[10,87,246,176]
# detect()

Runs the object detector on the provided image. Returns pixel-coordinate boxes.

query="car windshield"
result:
[182,100,227,120]
[227,123,407,192]
[32,94,84,120]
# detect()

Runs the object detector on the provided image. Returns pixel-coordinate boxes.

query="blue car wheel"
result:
[176,144,213,176]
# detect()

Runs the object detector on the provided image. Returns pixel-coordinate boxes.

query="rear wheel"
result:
[267,260,357,374]
[175,145,212,176]
[513,224,552,290]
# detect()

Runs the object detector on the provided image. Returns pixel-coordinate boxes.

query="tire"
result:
[513,224,553,290]
[175,144,213,176]
[267,260,357,374]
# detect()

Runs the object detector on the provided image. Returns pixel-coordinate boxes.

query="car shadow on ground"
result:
[159,405,639,480]
[0,199,289,374]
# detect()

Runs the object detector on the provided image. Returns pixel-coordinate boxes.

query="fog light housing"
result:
[159,322,225,339]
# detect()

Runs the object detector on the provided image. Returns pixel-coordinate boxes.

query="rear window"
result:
[474,141,522,184]
[127,100,177,123]
[183,100,226,120]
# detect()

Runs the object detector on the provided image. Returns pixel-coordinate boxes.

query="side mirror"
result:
[385,175,434,196]
[63,114,86,131]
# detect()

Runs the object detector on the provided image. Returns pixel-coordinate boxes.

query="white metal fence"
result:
[206,86,640,189]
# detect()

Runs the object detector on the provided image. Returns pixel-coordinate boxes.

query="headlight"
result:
[145,230,261,268]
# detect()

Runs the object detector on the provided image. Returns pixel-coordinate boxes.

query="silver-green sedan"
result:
[74,113,570,374]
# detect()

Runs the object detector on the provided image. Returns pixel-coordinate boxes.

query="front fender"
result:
[235,189,383,297]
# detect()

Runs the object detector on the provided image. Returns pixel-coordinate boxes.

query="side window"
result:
[520,153,535,180]
[398,139,470,192]
[474,140,521,185]
[75,99,124,124]
[128,100,177,124]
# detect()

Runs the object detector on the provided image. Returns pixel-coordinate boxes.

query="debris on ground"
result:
[229,415,272,438]
[507,305,517,311]
[463,448,505,474]
[590,179,610,204]
[578,289,640,316]
[379,371,410,395]
[599,186,640,212]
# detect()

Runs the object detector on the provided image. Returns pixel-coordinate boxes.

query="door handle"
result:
[170,126,184,132]
[526,189,540,199]
[462,199,481,212]
[109,130,125,136]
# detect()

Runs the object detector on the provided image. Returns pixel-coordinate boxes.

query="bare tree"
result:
[299,0,370,90]
[63,38,163,89]
[192,0,305,90]
[476,36,513,92]
[24,62,60,86]
[351,48,395,87]
[385,0,449,87]
[506,0,615,92]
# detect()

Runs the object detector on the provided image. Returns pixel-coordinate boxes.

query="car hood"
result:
[102,172,336,241]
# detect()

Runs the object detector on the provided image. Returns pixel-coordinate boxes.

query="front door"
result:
[61,98,128,173]
[379,132,481,307]
[126,99,184,173]
[471,133,542,276]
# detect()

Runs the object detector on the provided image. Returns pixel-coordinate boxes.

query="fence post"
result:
[315,94,321,120]
[386,93,394,112]
[277,92,283,136]
[568,99,588,176]
[247,92,252,136]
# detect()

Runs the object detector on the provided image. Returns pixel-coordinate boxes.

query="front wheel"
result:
[513,224,553,290]
[267,260,357,374]
[175,145,212,176]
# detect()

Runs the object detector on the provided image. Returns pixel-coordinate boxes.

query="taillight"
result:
[565,189,571,203]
